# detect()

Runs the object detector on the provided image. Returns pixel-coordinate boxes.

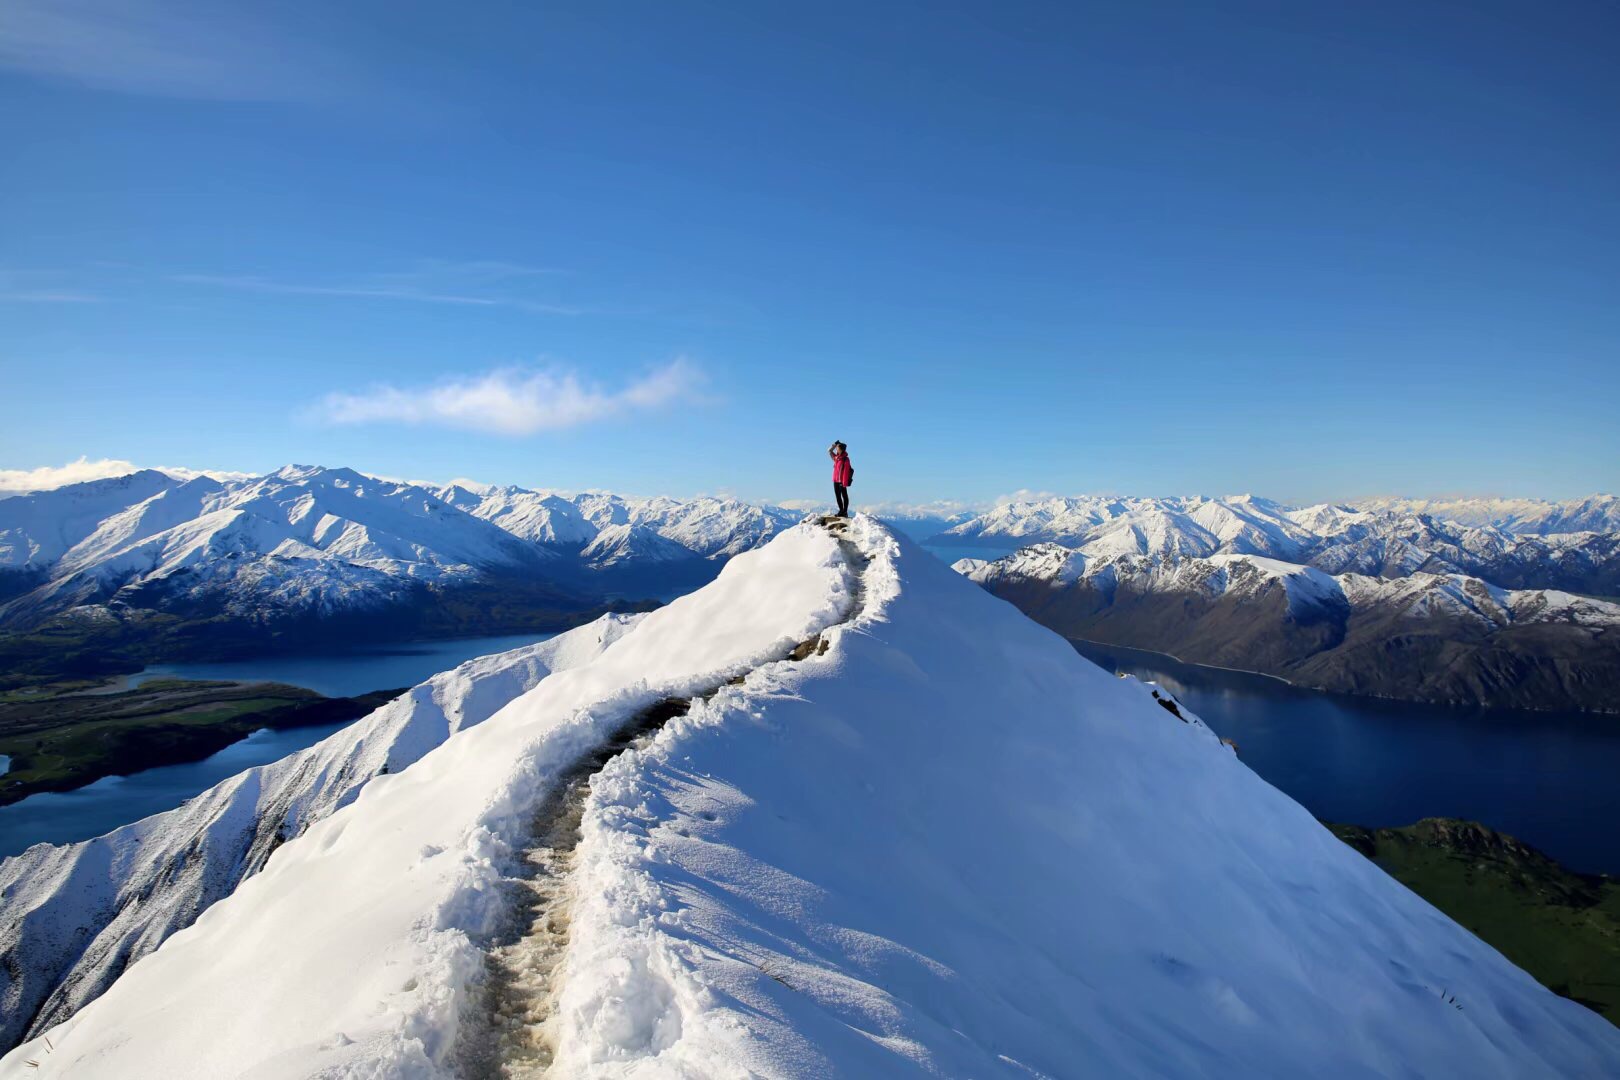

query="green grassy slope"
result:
[0,679,400,805]
[1331,818,1620,1025]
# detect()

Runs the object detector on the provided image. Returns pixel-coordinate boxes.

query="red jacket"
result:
[832,453,853,485]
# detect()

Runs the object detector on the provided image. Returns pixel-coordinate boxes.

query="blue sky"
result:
[3,0,1617,507]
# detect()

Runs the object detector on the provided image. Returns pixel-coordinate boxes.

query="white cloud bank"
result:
[0,458,253,498]
[312,359,703,436]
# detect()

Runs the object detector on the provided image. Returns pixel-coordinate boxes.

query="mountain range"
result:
[6,472,1617,709]
[959,547,1620,712]
[934,494,1620,596]
[0,466,798,678]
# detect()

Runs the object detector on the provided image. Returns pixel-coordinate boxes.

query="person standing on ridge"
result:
[829,440,854,517]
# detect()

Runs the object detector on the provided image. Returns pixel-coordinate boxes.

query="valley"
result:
[0,678,400,807]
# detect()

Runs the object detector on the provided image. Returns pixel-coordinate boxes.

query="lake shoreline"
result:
[1065,631,1620,717]
[1071,637,1620,877]
[0,630,566,856]
[0,679,401,809]
[1068,636,1297,688]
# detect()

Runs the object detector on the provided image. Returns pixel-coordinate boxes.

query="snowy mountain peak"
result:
[5,519,1617,1076]
[270,463,327,482]
[579,521,697,567]
[0,469,809,632]
[0,469,182,570]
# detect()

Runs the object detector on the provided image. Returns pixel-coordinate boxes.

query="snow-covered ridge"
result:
[0,615,643,1053]
[6,520,1618,1076]
[1,523,854,1076]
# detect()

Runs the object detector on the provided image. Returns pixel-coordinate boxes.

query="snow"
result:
[947,494,1620,548]
[0,467,546,627]
[964,546,1620,631]
[8,473,1615,633]
[6,519,1618,1077]
[0,467,805,630]
[941,495,1315,557]
[547,525,1619,1077]
[946,500,1620,606]
[0,470,179,569]
[0,617,642,1053]
[580,523,698,568]
[1353,494,1620,535]
[0,524,851,1077]
[450,486,597,550]
[939,495,1620,592]
[1203,553,1345,614]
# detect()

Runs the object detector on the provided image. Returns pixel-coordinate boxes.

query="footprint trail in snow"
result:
[472,516,871,1077]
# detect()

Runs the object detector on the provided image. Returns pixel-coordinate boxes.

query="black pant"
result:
[833,483,850,516]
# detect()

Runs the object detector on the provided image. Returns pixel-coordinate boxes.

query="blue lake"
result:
[1070,638,1620,876]
[0,632,557,859]
[921,543,1021,563]
[907,532,1620,875]
[120,631,560,698]
[0,724,352,859]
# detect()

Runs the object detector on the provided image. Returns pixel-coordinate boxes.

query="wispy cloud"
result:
[173,261,588,314]
[0,457,253,497]
[0,0,347,101]
[993,489,1062,506]
[0,269,100,303]
[311,359,705,436]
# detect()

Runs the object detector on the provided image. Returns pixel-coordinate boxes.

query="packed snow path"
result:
[6,517,1620,1078]
[474,518,871,1076]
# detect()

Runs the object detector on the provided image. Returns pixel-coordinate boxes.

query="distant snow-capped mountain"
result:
[941,494,1320,555]
[958,546,1620,712]
[935,495,1620,596]
[434,483,598,549]
[572,492,800,558]
[0,466,802,649]
[0,470,180,571]
[0,466,551,632]
[579,522,698,567]
[1351,494,1620,535]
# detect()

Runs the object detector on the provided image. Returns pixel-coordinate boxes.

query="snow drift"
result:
[5,520,1619,1077]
